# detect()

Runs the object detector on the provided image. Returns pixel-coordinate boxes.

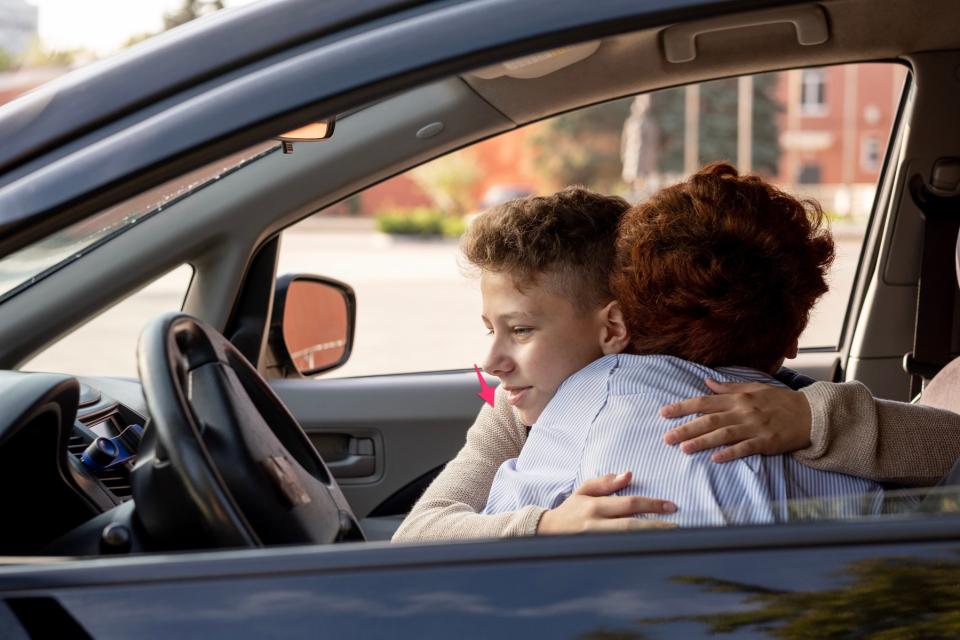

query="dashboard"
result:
[68,377,150,511]
[0,372,152,553]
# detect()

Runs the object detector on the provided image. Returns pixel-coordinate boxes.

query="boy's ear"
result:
[598,300,630,355]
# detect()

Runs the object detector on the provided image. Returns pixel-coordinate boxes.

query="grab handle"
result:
[663,5,829,63]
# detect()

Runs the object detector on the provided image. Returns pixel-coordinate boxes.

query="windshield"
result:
[0,141,278,303]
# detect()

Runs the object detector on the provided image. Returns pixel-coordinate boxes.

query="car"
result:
[0,0,959,637]
[479,184,536,209]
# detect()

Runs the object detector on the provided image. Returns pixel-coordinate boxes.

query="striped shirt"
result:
[483,354,883,526]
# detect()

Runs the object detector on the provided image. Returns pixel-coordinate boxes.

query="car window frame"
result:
[836,69,914,369]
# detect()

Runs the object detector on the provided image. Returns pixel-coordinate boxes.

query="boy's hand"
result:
[536,471,677,534]
[660,379,812,462]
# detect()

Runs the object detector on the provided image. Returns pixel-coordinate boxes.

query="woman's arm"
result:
[794,381,960,486]
[661,379,960,486]
[392,387,545,542]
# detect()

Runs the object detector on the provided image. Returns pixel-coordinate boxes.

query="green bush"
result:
[376,208,466,238]
[440,216,466,238]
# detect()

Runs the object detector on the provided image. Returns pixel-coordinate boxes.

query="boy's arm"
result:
[391,387,546,542]
[793,381,960,486]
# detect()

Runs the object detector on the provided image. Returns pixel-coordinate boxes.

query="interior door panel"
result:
[785,351,842,382]
[272,354,843,535]
[271,370,491,521]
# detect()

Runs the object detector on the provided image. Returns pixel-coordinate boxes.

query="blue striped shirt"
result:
[483,354,883,526]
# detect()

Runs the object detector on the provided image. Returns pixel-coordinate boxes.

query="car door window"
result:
[279,62,907,378]
[21,264,193,377]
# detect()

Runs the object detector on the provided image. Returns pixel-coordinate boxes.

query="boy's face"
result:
[480,271,607,425]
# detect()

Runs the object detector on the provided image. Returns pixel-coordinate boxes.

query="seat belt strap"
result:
[904,171,960,396]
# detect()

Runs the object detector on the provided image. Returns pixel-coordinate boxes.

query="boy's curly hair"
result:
[611,162,835,373]
[461,186,630,309]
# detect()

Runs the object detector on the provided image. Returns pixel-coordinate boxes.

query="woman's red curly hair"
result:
[611,162,835,373]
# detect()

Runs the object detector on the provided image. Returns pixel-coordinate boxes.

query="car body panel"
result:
[3,520,960,637]
[0,0,430,183]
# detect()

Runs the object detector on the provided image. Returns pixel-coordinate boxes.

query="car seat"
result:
[917,225,960,413]
[912,225,960,507]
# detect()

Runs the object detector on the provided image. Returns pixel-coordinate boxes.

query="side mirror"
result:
[270,274,356,376]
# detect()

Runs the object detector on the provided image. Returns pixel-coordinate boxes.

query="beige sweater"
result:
[392,381,960,542]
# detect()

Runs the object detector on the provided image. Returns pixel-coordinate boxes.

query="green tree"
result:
[122,33,156,49]
[122,1,226,51]
[533,75,783,196]
[19,36,81,68]
[531,96,633,194]
[0,48,14,72]
[638,555,960,638]
[409,151,482,214]
[163,0,226,30]
[647,73,782,176]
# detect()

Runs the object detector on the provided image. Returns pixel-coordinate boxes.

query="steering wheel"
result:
[132,312,363,548]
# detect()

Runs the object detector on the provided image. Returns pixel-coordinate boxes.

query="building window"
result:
[800,69,827,115]
[797,163,822,184]
[861,135,881,172]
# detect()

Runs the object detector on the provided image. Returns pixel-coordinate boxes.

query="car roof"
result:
[0,0,422,184]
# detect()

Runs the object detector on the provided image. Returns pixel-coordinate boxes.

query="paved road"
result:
[24,230,862,379]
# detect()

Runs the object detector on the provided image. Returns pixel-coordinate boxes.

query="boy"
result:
[476,163,880,526]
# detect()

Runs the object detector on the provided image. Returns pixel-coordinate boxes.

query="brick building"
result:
[775,64,907,217]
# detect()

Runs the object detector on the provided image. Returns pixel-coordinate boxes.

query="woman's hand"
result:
[536,471,677,534]
[660,379,812,462]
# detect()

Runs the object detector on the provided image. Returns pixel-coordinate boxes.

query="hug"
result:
[394,163,960,540]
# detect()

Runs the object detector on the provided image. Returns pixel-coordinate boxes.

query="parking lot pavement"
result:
[277,231,485,379]
[22,229,862,379]
[281,230,861,380]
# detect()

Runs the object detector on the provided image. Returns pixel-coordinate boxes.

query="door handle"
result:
[310,433,377,478]
[326,452,376,478]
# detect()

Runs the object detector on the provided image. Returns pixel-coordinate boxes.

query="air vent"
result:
[97,467,132,501]
[67,433,88,457]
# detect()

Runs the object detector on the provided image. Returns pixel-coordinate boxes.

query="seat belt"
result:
[903,160,960,397]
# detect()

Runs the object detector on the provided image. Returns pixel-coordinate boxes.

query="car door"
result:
[3,519,960,638]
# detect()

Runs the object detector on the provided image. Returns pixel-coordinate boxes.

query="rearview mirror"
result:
[276,118,335,154]
[270,274,356,376]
